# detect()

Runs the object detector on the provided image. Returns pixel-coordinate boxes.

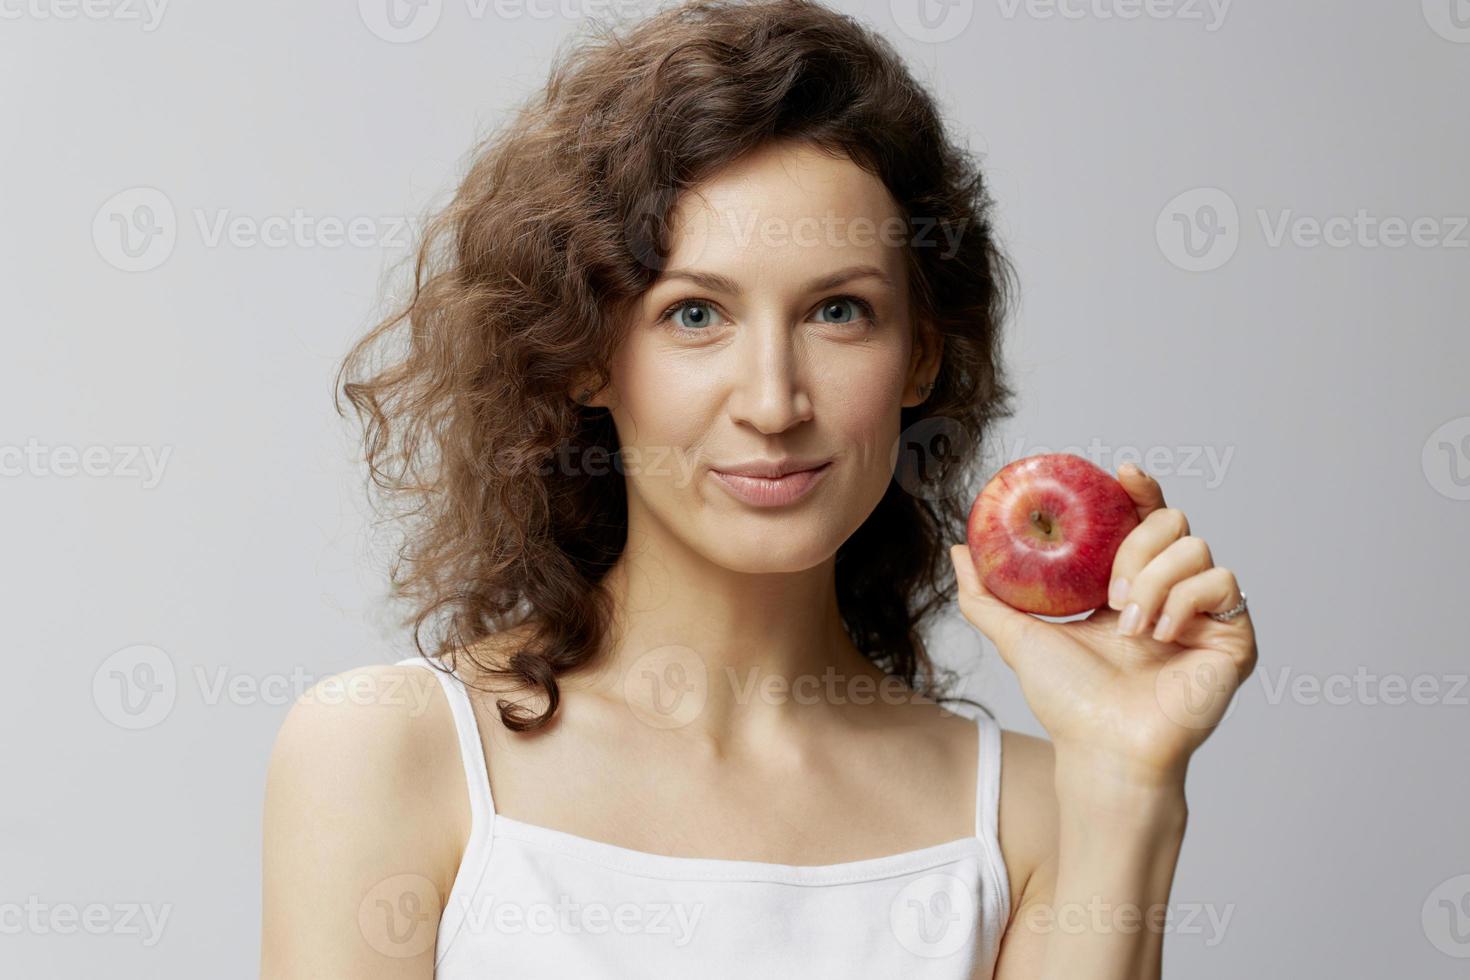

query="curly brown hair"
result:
[337,0,1016,731]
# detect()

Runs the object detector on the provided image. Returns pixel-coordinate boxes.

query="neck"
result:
[577,523,887,748]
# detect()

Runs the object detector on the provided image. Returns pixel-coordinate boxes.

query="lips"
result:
[709,461,832,507]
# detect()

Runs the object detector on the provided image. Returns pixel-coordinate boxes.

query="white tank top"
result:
[397,656,1011,978]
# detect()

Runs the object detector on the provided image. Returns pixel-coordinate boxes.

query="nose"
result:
[724,317,815,435]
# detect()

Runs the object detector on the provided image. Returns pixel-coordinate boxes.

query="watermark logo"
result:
[93,645,177,730]
[1154,653,1241,731]
[892,416,974,502]
[1156,187,1239,272]
[1423,874,1470,958]
[891,0,975,44]
[623,185,696,273]
[622,644,709,729]
[359,0,443,43]
[359,873,440,958]
[1422,416,1470,501]
[1422,0,1470,43]
[93,187,176,272]
[891,872,977,958]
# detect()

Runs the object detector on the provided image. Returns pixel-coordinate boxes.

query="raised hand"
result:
[950,462,1257,786]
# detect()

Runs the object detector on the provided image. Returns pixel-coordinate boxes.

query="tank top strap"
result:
[973,712,1003,840]
[395,656,497,822]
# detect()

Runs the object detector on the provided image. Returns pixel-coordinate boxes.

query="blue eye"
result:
[656,295,877,336]
[814,297,875,325]
[659,300,723,332]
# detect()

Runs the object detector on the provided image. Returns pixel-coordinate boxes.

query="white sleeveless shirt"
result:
[397,656,1012,978]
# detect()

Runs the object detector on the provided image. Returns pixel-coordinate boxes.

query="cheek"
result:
[816,344,912,478]
[606,336,713,473]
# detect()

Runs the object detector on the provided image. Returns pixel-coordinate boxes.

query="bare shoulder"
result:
[900,704,1060,877]
[264,663,469,856]
[260,664,467,977]
[266,663,457,784]
[997,728,1060,917]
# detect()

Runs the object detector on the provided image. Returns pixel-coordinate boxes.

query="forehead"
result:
[658,141,909,285]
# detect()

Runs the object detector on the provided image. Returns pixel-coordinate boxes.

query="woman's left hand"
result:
[949,462,1258,788]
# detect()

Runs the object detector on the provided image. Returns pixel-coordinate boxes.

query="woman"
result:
[260,1,1257,976]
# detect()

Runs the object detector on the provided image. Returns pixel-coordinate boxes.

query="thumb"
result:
[949,544,1037,665]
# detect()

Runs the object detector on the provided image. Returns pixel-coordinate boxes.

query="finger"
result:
[1107,506,1193,611]
[949,544,1038,665]
[1118,461,1168,519]
[1152,566,1248,645]
[1116,535,1214,638]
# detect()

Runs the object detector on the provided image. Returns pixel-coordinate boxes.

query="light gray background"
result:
[2,0,1467,976]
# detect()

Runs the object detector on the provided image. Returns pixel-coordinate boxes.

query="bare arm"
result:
[993,739,1186,980]
[954,464,1257,979]
[260,666,467,979]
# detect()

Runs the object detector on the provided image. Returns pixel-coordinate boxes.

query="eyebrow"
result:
[654,264,895,295]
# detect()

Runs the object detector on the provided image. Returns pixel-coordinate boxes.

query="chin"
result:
[702,532,836,575]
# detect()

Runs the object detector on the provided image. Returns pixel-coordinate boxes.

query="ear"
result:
[901,318,943,408]
[568,371,610,409]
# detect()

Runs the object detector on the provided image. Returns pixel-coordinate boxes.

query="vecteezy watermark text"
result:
[93,187,413,272]
[994,0,1230,31]
[1157,187,1469,272]
[999,437,1235,489]
[358,0,661,43]
[92,645,439,730]
[0,440,171,488]
[458,894,704,946]
[0,0,169,30]
[0,897,171,947]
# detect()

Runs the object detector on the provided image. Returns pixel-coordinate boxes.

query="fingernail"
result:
[1117,602,1142,636]
[1108,577,1129,609]
[1153,613,1173,641]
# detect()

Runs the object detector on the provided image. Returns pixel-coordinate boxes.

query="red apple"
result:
[966,453,1140,616]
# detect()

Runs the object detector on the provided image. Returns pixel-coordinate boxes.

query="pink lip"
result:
[710,462,832,507]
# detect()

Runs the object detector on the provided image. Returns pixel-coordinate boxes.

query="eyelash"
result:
[656,295,878,336]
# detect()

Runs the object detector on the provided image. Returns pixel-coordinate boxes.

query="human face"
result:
[594,140,939,573]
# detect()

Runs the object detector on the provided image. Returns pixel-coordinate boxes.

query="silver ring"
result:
[1208,591,1248,623]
